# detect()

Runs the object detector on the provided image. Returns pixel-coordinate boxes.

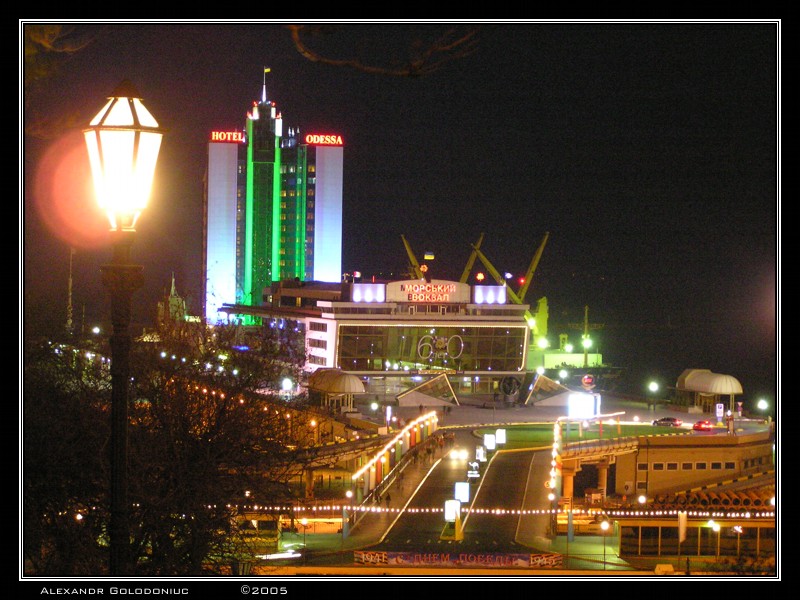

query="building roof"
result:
[676,369,743,395]
[307,368,366,394]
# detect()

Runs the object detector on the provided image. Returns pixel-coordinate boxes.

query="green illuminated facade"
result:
[212,85,343,326]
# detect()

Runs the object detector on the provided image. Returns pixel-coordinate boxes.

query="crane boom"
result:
[518,231,549,302]
[470,244,524,305]
[459,233,485,283]
[401,234,424,280]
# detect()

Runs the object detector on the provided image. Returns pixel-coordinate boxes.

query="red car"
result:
[693,419,714,431]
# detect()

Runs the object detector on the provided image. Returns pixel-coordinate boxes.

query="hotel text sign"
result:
[386,280,470,304]
[210,131,245,143]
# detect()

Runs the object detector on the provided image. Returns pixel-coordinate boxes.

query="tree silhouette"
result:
[23,318,319,576]
[22,24,100,139]
[286,24,480,77]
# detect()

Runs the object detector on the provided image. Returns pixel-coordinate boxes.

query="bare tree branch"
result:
[286,24,480,77]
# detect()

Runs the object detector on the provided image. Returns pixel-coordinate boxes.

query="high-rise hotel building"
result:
[203,79,344,323]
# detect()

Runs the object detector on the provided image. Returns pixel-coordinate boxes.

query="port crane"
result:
[466,232,549,331]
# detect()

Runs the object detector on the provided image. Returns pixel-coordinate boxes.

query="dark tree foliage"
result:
[23,338,111,575]
[286,24,480,77]
[23,318,316,576]
[22,24,100,139]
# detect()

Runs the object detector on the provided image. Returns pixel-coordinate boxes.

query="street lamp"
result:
[342,490,353,549]
[84,80,163,576]
[647,380,660,413]
[281,377,293,401]
[708,520,721,561]
[300,518,308,564]
[733,525,742,557]
[600,519,610,570]
[581,335,592,368]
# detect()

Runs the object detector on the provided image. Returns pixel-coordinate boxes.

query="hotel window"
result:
[652,463,664,471]
[309,322,327,332]
[637,464,648,471]
[309,165,316,173]
[682,463,693,470]
[711,462,722,470]
[309,355,327,366]
[308,188,314,196]
[696,462,707,470]
[667,463,678,471]
[636,482,647,490]
[309,339,327,349]
[725,462,735,469]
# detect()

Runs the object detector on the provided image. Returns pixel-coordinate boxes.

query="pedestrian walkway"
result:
[342,434,450,551]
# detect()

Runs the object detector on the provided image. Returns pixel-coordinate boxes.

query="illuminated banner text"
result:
[353,551,563,568]
[210,130,245,143]
[386,280,470,304]
[401,283,456,303]
[305,133,344,146]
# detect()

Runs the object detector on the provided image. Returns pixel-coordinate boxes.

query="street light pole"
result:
[300,517,308,565]
[600,519,610,570]
[342,490,353,551]
[84,80,163,576]
[102,233,143,576]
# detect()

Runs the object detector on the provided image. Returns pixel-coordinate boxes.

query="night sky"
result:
[22,21,779,408]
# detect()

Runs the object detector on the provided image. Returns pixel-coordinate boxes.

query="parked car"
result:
[693,419,714,431]
[652,417,683,427]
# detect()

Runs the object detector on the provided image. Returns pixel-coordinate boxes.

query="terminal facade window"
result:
[336,324,526,372]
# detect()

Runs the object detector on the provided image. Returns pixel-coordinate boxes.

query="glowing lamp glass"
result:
[84,81,163,231]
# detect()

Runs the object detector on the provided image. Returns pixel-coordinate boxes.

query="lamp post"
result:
[300,517,308,565]
[84,80,163,576]
[342,490,353,550]
[734,525,742,557]
[648,381,659,413]
[600,519,610,570]
[708,520,721,561]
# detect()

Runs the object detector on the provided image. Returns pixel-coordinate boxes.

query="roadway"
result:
[276,392,773,571]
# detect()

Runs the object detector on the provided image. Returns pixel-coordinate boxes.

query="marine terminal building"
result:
[203,77,604,396]
[220,278,559,396]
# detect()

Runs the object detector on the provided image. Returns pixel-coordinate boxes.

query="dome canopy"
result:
[677,369,743,395]
[307,369,366,394]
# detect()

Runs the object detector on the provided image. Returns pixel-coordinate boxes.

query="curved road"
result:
[373,429,556,554]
